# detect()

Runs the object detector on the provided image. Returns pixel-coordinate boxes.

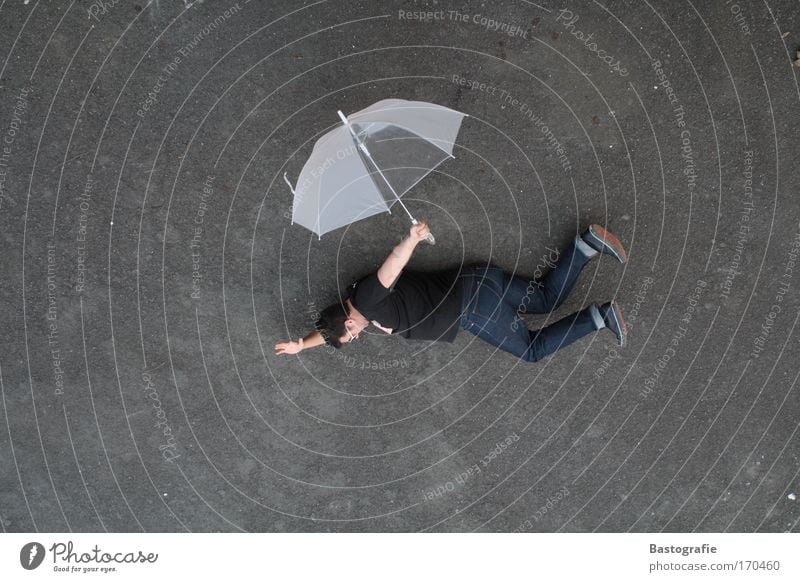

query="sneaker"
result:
[582,224,627,264]
[600,301,628,347]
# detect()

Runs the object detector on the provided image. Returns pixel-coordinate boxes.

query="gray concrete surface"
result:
[0,0,799,532]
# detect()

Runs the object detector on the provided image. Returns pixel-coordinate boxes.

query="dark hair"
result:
[315,301,350,348]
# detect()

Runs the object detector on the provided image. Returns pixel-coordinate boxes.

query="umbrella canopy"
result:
[285,99,466,238]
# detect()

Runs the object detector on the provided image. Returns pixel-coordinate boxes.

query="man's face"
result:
[339,318,368,344]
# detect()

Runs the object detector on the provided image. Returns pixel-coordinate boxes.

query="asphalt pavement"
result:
[0,0,799,532]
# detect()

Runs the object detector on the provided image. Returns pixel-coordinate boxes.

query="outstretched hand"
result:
[409,221,431,243]
[274,338,304,356]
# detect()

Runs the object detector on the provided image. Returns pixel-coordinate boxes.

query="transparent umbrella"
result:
[283,99,467,244]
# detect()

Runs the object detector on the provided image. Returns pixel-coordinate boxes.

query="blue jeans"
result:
[458,234,605,362]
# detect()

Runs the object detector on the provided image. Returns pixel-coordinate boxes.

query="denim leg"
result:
[463,304,601,362]
[460,266,540,359]
[524,305,601,362]
[462,308,537,361]
[460,267,603,363]
[502,234,595,315]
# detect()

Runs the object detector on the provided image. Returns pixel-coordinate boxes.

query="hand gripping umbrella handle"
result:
[412,219,436,245]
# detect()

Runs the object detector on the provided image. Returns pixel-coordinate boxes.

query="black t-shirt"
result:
[347,268,464,342]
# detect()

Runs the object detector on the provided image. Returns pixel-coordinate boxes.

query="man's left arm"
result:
[376,221,431,288]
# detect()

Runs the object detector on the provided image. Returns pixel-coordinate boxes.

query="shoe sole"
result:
[608,301,628,347]
[588,225,628,264]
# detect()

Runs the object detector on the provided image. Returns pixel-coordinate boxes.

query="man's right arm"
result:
[274,330,325,355]
[376,221,430,288]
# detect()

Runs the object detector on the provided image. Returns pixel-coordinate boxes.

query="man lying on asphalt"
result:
[274,221,628,361]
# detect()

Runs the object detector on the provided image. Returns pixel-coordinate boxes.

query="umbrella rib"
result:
[316,164,321,239]
[282,172,296,226]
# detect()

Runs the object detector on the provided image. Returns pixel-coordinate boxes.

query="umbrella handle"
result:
[411,219,436,246]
